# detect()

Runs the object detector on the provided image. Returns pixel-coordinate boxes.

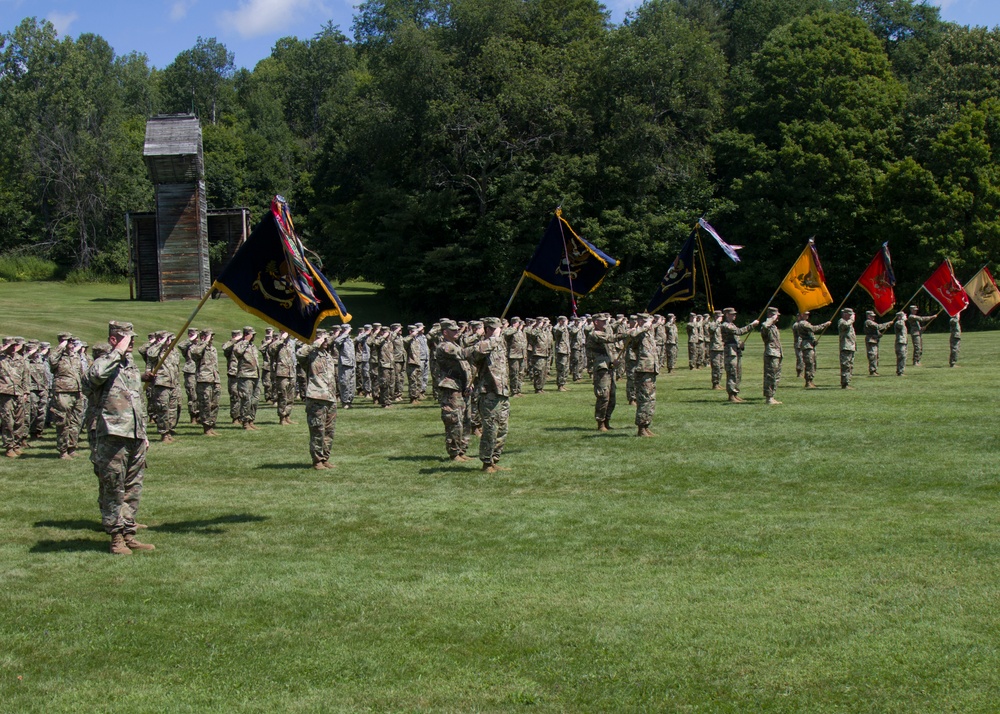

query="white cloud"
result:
[170,0,198,21]
[47,10,78,36]
[220,0,328,38]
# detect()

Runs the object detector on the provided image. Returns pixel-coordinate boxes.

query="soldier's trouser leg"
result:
[666,345,677,372]
[555,354,569,388]
[197,382,219,428]
[950,338,960,367]
[29,390,46,437]
[688,342,696,369]
[394,361,405,399]
[634,372,656,428]
[895,345,906,375]
[228,377,239,420]
[477,392,509,465]
[93,434,146,535]
[52,392,83,454]
[276,377,295,418]
[185,373,199,419]
[236,378,258,423]
[763,356,781,398]
[532,357,547,392]
[360,363,372,395]
[262,370,273,403]
[407,364,422,401]
[912,335,922,365]
[0,395,16,451]
[305,398,336,465]
[508,358,523,395]
[440,389,468,458]
[867,344,879,374]
[840,350,854,386]
[12,391,27,446]
[626,365,636,403]
[422,359,430,394]
[379,367,394,406]
[153,386,173,436]
[251,378,261,422]
[593,368,616,424]
[571,350,583,381]
[803,350,817,384]
[338,367,356,405]
[710,351,724,387]
[795,347,804,377]
[725,349,741,396]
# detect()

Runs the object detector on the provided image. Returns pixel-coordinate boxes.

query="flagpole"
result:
[555,209,579,317]
[500,273,526,320]
[900,285,924,312]
[815,281,859,342]
[739,240,812,347]
[148,282,217,377]
[695,230,714,313]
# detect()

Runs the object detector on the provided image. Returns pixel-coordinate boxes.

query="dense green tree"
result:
[157,37,236,124]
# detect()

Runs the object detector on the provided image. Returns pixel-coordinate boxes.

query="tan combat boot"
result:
[124,535,155,551]
[482,463,498,474]
[597,421,609,432]
[765,397,782,405]
[110,533,132,555]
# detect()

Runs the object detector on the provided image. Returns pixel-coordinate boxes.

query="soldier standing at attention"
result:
[90,321,153,555]
[355,324,372,398]
[837,308,857,389]
[624,315,639,406]
[949,312,961,367]
[796,311,830,388]
[0,337,27,458]
[504,317,527,397]
[49,331,84,459]
[907,305,935,366]
[435,319,473,462]
[177,327,200,424]
[404,324,424,403]
[587,313,627,432]
[570,316,586,382]
[626,313,660,436]
[721,307,759,403]
[893,311,908,375]
[664,314,678,373]
[469,317,510,472]
[760,306,783,405]
[686,313,697,370]
[334,325,357,409]
[529,317,552,393]
[273,331,298,422]
[190,330,221,436]
[415,323,430,396]
[370,325,395,408]
[863,310,892,376]
[391,323,406,402]
[233,326,261,430]
[297,330,338,470]
[222,329,241,424]
[552,316,571,391]
[707,310,724,390]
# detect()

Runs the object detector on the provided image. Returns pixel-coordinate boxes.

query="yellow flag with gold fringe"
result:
[780,240,834,313]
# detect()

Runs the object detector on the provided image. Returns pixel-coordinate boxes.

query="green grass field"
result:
[2,283,999,712]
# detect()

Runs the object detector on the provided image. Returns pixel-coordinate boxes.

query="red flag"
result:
[857,242,896,315]
[923,259,970,317]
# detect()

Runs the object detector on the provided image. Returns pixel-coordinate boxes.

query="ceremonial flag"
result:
[215,196,351,343]
[964,265,1000,315]
[922,259,969,316]
[780,240,834,313]
[523,209,618,298]
[857,242,896,315]
[698,219,742,263]
[647,230,697,312]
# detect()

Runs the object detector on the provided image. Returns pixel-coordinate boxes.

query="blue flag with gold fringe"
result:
[647,230,697,312]
[523,209,617,298]
[215,196,351,343]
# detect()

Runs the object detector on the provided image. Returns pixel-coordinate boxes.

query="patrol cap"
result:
[593,312,610,321]
[510,316,522,324]
[58,331,74,342]
[866,310,875,317]
[231,329,242,337]
[723,307,737,315]
[108,321,136,338]
[92,342,111,358]
[909,305,919,311]
[714,310,723,317]
[200,329,214,338]
[315,329,328,339]
[188,327,199,335]
[766,306,779,316]
[243,326,256,335]
[265,327,275,335]
[147,331,157,339]
[372,323,382,329]
[363,324,372,329]
[414,322,424,328]
[896,310,906,317]
[637,313,652,320]
[483,317,502,329]
[468,320,483,329]
[557,315,568,322]
[842,307,854,314]
[440,319,459,331]
[39,341,50,349]
[407,324,417,332]
[666,313,675,319]
[390,322,402,329]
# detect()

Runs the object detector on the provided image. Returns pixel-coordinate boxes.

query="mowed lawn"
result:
[2,283,999,712]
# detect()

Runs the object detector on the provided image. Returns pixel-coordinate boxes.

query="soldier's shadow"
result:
[34,519,102,532]
[152,513,269,534]
[388,455,441,462]
[542,426,592,433]
[30,538,107,553]
[418,465,481,475]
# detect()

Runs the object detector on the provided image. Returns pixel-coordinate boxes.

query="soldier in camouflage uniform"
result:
[468,317,510,472]
[404,325,424,403]
[146,332,180,442]
[334,325,357,409]
[707,310,724,390]
[664,314,678,373]
[570,317,587,382]
[588,313,627,431]
[461,321,484,435]
[435,319,474,461]
[222,329,241,424]
[837,307,857,389]
[190,330,221,436]
[626,314,660,436]
[89,321,154,555]
[355,324,373,398]
[907,305,935,366]
[391,323,406,401]
[760,306,783,405]
[370,325,396,408]
[177,327,200,423]
[686,314,697,370]
[949,313,961,367]
[624,315,639,405]
[721,307,759,403]
[297,330,338,469]
[504,317,527,397]
[796,311,830,388]
[529,317,552,393]
[863,310,892,376]
[893,311,908,375]
[791,315,804,378]
[552,316,571,391]
[49,332,85,459]
[260,327,276,405]
[0,337,28,457]
[82,342,111,455]
[273,331,298,422]
[233,326,261,429]
[26,341,50,441]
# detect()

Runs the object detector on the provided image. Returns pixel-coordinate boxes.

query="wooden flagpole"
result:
[501,273,526,320]
[815,281,859,342]
[148,282,217,377]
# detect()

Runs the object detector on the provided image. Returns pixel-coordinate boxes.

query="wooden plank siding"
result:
[155,182,210,300]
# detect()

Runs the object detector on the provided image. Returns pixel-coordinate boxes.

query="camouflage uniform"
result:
[27,342,50,439]
[260,330,276,404]
[435,321,473,460]
[403,328,424,402]
[190,333,221,432]
[552,318,571,390]
[707,313,724,389]
[721,311,757,401]
[893,312,908,375]
[949,314,961,367]
[796,316,830,387]
[273,336,298,420]
[233,328,261,428]
[570,318,586,382]
[587,315,625,430]
[88,322,150,550]
[627,317,660,435]
[864,312,892,375]
[298,339,338,468]
[222,330,241,423]
[391,325,406,401]
[529,320,552,393]
[469,319,510,469]
[837,310,857,388]
[370,327,396,408]
[624,316,639,405]
[760,310,782,403]
[49,335,85,457]
[504,319,527,397]
[664,315,678,373]
[177,330,200,422]
[907,309,934,366]
[686,315,697,370]
[791,319,804,378]
[355,327,372,397]
[0,338,29,455]
[147,337,180,440]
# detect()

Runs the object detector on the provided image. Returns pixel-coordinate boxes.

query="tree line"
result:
[1,0,998,319]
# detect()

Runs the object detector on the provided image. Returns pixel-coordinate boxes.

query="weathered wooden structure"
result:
[128,114,248,300]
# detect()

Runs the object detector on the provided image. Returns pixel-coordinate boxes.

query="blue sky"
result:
[1,0,997,70]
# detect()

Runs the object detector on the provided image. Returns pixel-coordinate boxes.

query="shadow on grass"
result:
[17,452,63,460]
[418,465,481,475]
[387,455,442,462]
[583,433,633,439]
[542,426,592,433]
[30,538,107,553]
[34,519,103,532]
[89,297,132,302]
[152,513,269,534]
[256,462,315,470]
